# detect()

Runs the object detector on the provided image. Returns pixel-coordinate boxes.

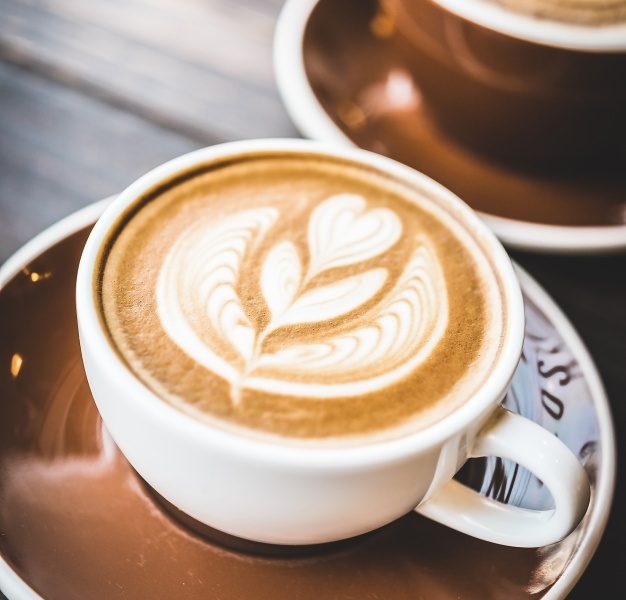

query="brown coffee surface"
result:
[494,0,626,24]
[99,153,505,443]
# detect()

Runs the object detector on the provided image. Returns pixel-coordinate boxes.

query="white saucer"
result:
[0,200,616,599]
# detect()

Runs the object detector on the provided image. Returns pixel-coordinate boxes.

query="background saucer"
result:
[274,0,626,254]
[0,202,615,599]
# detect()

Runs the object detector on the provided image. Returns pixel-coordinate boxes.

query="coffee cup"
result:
[76,139,589,547]
[381,0,626,169]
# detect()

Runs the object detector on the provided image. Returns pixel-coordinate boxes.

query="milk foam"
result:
[156,194,449,403]
[101,155,504,442]
[494,0,626,24]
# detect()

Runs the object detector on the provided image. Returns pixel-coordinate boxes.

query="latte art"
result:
[157,194,448,403]
[100,154,505,442]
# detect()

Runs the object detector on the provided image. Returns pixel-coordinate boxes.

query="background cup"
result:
[382,0,626,169]
[76,139,589,547]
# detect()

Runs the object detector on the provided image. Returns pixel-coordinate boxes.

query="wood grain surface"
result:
[0,1,623,598]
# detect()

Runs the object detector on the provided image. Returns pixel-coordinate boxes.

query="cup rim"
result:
[76,138,525,467]
[430,0,626,52]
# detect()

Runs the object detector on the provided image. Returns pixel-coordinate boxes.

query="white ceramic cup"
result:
[76,139,590,548]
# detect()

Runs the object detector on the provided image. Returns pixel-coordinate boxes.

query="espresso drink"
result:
[99,153,505,443]
[493,0,626,24]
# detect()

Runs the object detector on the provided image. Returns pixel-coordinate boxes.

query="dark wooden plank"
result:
[0,0,298,261]
[0,60,200,261]
[0,0,297,141]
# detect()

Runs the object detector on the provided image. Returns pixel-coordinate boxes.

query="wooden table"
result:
[0,0,623,597]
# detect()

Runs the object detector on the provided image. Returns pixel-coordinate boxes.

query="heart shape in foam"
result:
[306,194,402,278]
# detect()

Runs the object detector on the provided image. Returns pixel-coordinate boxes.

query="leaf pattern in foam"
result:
[157,208,278,373]
[257,242,446,380]
[267,268,388,331]
[306,194,402,278]
[157,193,450,400]
[260,241,302,322]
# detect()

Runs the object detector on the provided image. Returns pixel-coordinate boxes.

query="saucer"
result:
[0,201,615,599]
[274,0,626,254]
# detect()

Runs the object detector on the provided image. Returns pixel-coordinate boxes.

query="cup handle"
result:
[416,406,591,547]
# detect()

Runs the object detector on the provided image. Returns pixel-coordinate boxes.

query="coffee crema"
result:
[493,0,626,24]
[100,153,505,443]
